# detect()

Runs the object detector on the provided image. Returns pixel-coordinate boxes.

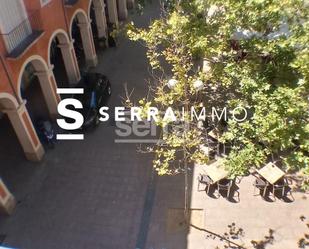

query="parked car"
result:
[74,73,112,130]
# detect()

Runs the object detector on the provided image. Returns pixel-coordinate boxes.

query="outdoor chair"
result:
[253,177,269,197]
[207,147,217,161]
[205,126,229,158]
[272,178,293,201]
[235,176,243,184]
[197,174,213,194]
[217,178,233,198]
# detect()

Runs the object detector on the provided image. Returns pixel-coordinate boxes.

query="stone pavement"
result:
[0,1,161,249]
[1,1,308,249]
[145,164,309,249]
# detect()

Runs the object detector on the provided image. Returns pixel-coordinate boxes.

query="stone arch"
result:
[47,29,71,64]
[70,9,98,68]
[0,93,19,110]
[18,55,59,118]
[88,0,108,41]
[0,93,44,162]
[69,9,89,39]
[48,29,80,85]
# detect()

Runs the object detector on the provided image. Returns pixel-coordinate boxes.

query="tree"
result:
[127,0,309,190]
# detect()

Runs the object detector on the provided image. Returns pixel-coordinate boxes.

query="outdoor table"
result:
[202,158,229,183]
[257,162,285,185]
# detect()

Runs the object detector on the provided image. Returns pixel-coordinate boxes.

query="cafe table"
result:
[257,162,285,184]
[202,158,229,183]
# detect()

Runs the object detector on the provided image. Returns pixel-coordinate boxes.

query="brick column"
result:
[4,102,44,162]
[93,0,108,39]
[78,21,98,67]
[57,40,81,84]
[34,65,60,118]
[0,179,15,215]
[107,0,119,27]
[117,0,128,20]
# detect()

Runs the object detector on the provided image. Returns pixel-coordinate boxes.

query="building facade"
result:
[0,0,132,214]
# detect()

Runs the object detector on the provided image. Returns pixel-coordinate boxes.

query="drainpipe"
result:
[0,54,21,105]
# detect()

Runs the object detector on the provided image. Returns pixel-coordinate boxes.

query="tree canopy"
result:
[127,0,309,188]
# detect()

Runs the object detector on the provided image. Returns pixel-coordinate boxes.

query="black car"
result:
[75,73,112,130]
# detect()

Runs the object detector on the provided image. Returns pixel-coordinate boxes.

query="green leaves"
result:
[126,0,309,185]
[225,143,267,179]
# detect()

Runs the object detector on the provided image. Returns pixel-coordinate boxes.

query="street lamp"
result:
[167,78,178,89]
[193,79,204,91]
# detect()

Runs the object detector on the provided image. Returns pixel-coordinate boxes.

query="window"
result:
[0,0,28,34]
[40,0,51,7]
[0,0,31,53]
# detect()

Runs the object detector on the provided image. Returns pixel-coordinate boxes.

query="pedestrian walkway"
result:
[0,1,161,249]
[145,163,309,249]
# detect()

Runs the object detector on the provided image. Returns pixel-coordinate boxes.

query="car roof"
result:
[77,73,108,90]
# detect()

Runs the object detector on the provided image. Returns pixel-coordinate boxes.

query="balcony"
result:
[64,0,79,6]
[0,10,44,59]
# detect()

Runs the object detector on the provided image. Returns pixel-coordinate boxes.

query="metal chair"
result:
[253,177,269,197]
[272,178,293,200]
[197,174,213,194]
[217,179,233,198]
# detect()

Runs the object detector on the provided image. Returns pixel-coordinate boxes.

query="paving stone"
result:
[0,2,162,248]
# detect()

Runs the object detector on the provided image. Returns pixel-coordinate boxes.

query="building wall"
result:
[1,0,67,98]
[0,0,117,159]
[0,0,134,214]
[0,0,84,163]
[0,0,130,159]
[0,0,118,90]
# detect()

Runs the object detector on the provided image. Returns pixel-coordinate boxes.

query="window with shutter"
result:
[0,0,31,53]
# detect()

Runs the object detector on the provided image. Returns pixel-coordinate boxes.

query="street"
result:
[0,1,161,249]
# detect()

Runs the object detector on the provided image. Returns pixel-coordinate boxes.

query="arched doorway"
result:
[0,94,24,161]
[71,15,86,71]
[49,31,80,86]
[19,56,60,120]
[0,93,44,214]
[70,10,97,71]
[21,63,49,120]
[89,0,108,51]
[0,94,20,214]
[50,37,69,87]
[0,93,44,162]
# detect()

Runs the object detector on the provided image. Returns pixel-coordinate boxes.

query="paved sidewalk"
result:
[0,1,161,249]
[145,164,309,249]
